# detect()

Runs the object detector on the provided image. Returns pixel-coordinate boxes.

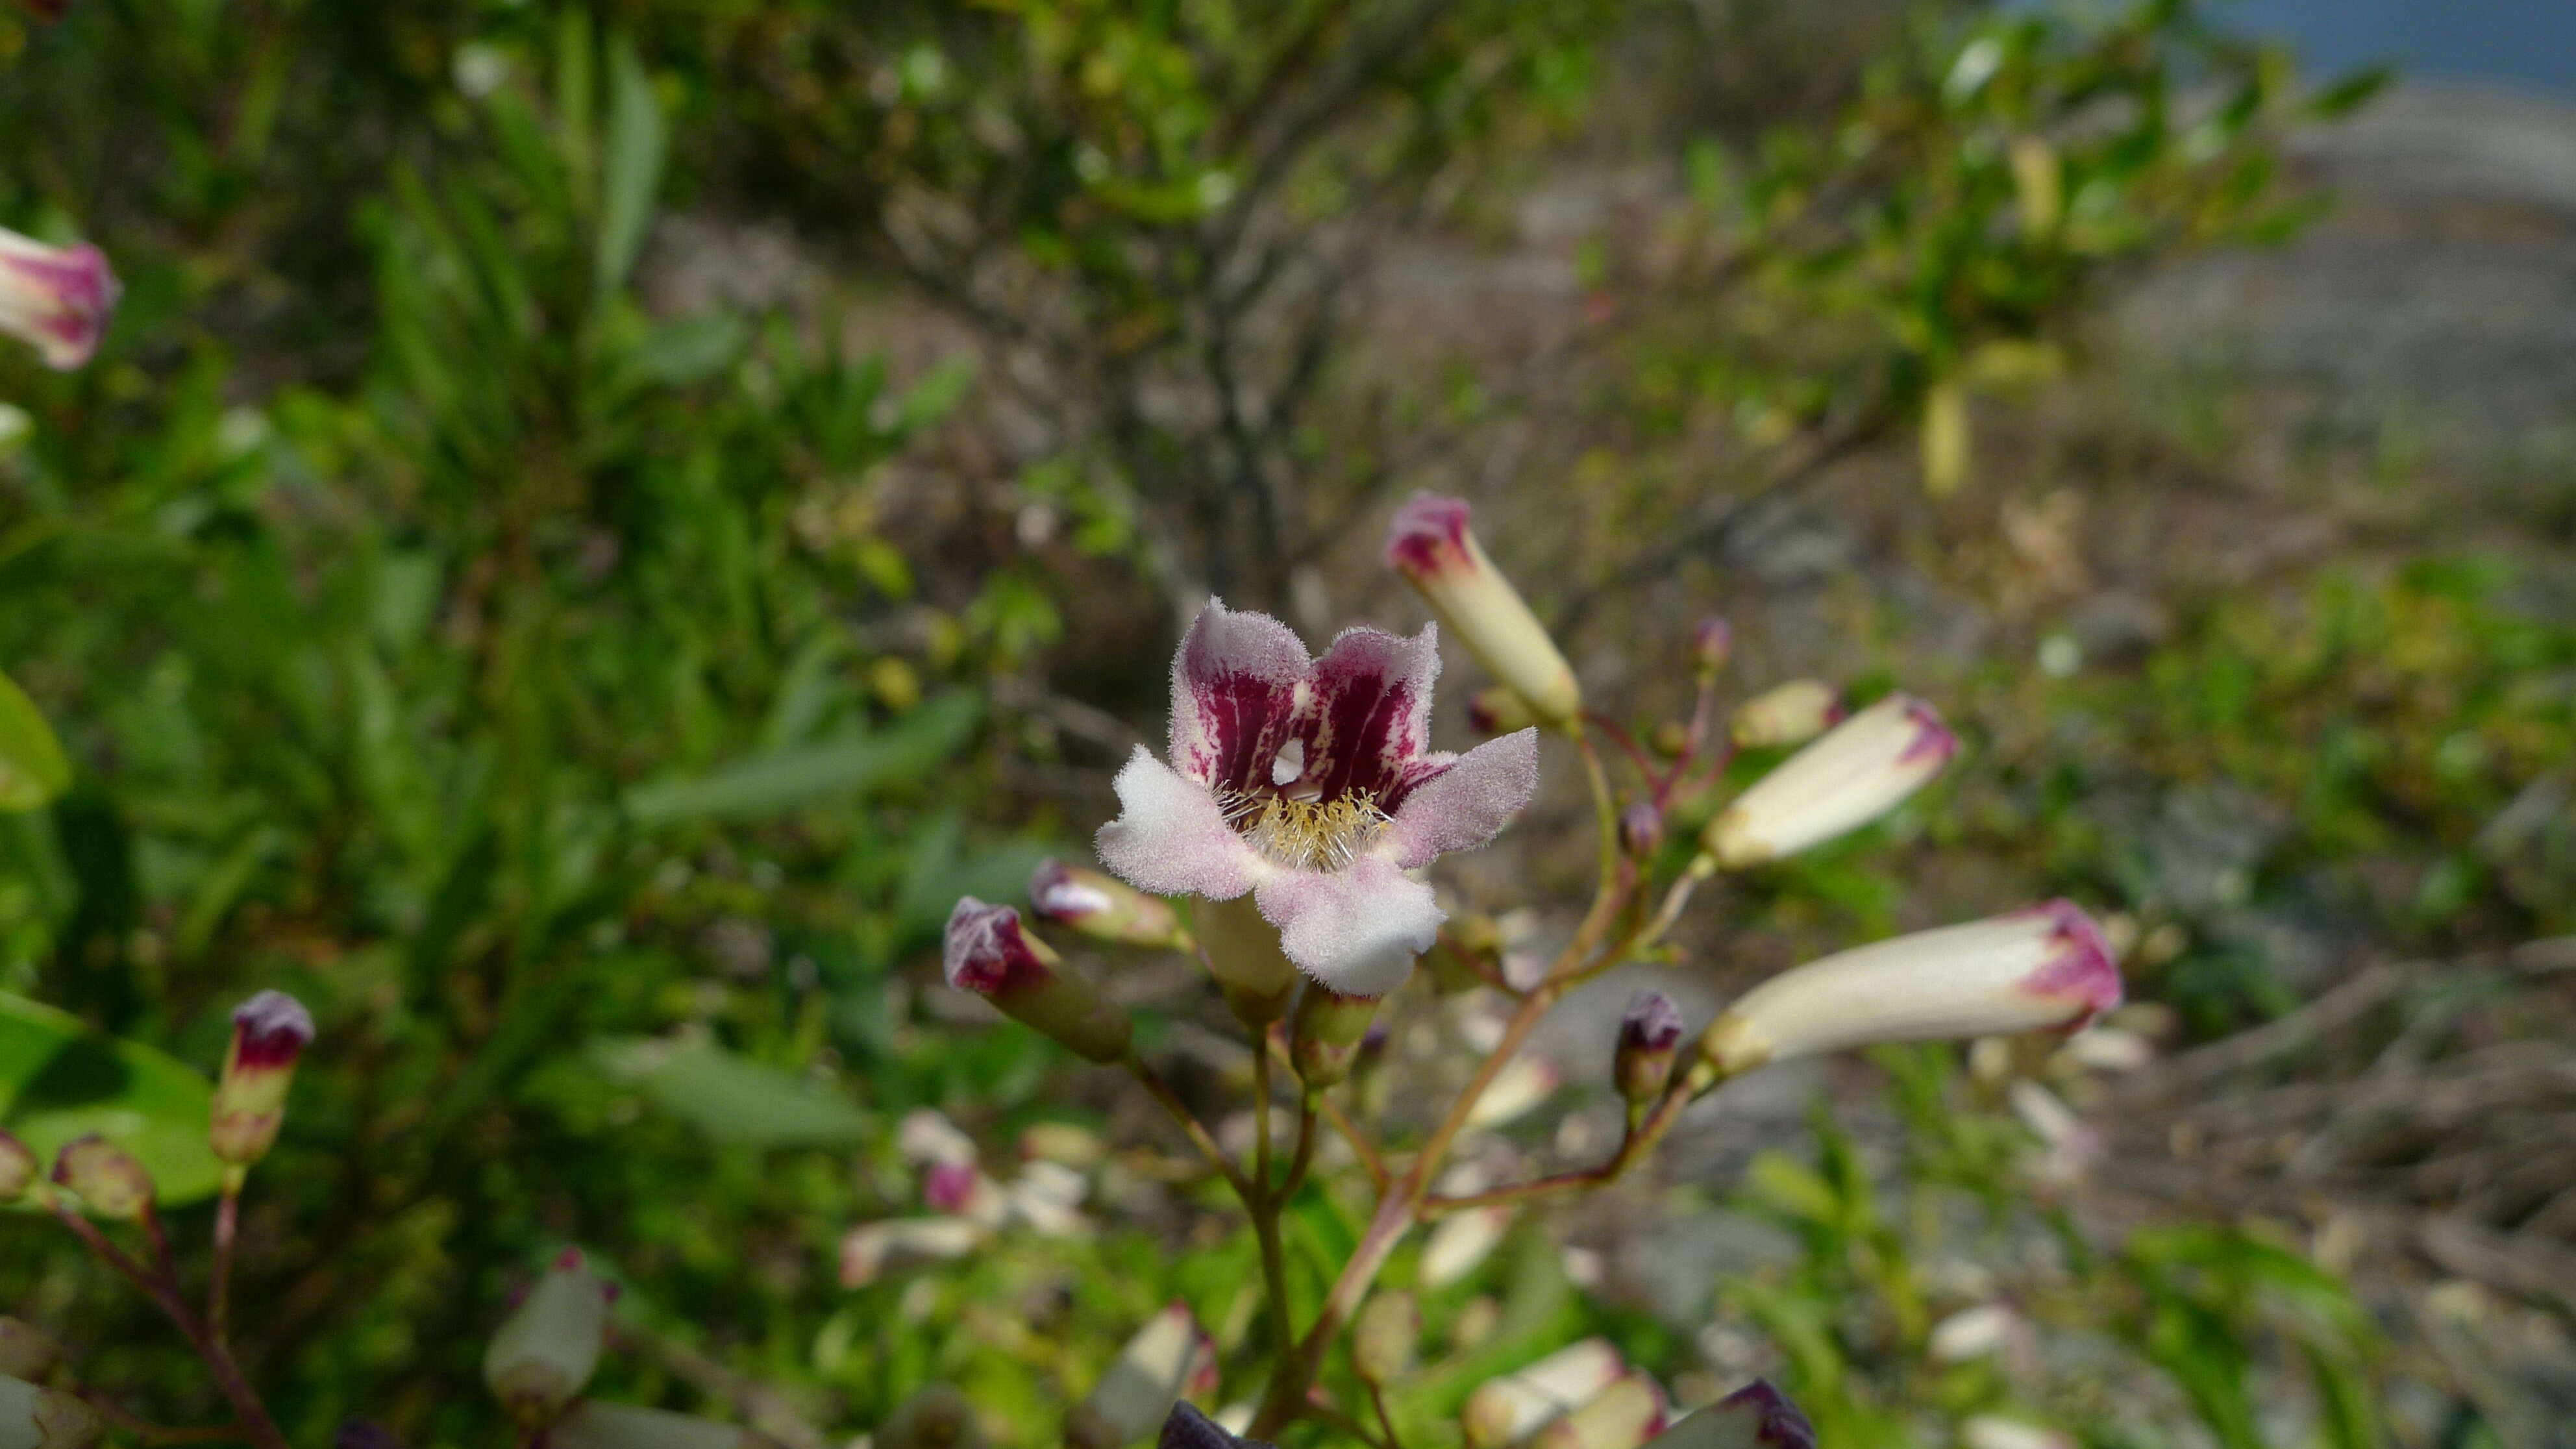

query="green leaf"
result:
[588,1038,871,1147]
[622,692,979,828]
[0,669,73,812]
[0,994,225,1209]
[595,35,666,303]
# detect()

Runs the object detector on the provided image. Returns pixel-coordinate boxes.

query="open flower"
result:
[1096,600,1538,998]
[0,229,118,371]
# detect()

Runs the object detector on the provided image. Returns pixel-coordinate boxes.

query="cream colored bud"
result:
[1422,1205,1515,1291]
[1030,860,1190,951]
[1530,1374,1668,1449]
[1385,494,1580,726]
[1728,681,1842,749]
[482,1248,611,1428]
[1353,1293,1420,1385]
[0,1374,103,1449]
[1067,1303,1214,1449]
[1705,694,1956,867]
[1700,902,2122,1075]
[49,1137,152,1220]
[1462,1340,1626,1448]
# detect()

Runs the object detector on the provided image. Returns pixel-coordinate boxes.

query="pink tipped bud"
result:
[878,1387,990,1449]
[0,1318,63,1380]
[0,1374,102,1449]
[1463,1340,1627,1448]
[211,990,314,1167]
[1961,1418,2075,1449]
[1705,693,1955,867]
[1641,1381,1816,1449]
[1383,493,1580,727]
[1067,1304,1213,1449]
[943,898,1132,1063]
[1352,1292,1420,1385]
[50,1135,153,1220]
[0,229,118,371]
[1467,686,1538,736]
[1700,901,2122,1075]
[1728,681,1843,749]
[0,1132,33,1203]
[1029,859,1189,950]
[1615,991,1686,1105]
[1617,802,1664,859]
[482,1248,612,1428]
[1692,619,1733,674]
[1531,1374,1668,1449]
[1289,984,1381,1088]
[923,1161,1009,1228]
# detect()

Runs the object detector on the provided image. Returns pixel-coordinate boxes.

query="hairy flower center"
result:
[1220,787,1388,872]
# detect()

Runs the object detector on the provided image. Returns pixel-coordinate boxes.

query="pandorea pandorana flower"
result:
[0,229,118,371]
[1097,600,1538,997]
[1700,901,2122,1074]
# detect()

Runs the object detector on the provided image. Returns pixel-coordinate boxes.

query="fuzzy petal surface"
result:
[1382,728,1538,868]
[1096,748,1267,900]
[1255,856,1441,997]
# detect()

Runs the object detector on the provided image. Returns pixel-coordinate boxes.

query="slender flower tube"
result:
[1067,1303,1217,1449]
[1615,991,1686,1106]
[482,1248,612,1428]
[1704,693,1957,867]
[49,1137,151,1220]
[1728,681,1843,749]
[1531,1374,1669,1449]
[1096,600,1538,997]
[1461,1339,1628,1448]
[0,229,117,371]
[1639,1381,1816,1449]
[0,1374,102,1449]
[1383,494,1581,727]
[1197,893,1302,1028]
[210,989,315,1169]
[0,1132,32,1203]
[549,1403,763,1449]
[1700,902,2123,1074]
[1029,859,1191,951]
[943,900,1132,1064]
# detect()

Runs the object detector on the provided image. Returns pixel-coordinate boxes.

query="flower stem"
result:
[51,1200,292,1449]
[1124,1051,1253,1202]
[1248,1045,1299,1364]
[210,1176,243,1341]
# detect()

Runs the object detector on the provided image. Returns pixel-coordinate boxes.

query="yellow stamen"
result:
[1222,788,1389,871]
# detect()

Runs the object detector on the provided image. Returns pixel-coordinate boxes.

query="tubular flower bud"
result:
[550,1403,762,1449]
[482,1248,612,1428]
[1030,859,1191,952]
[1461,1340,1627,1448]
[1615,991,1685,1106]
[1617,802,1663,859]
[1700,902,2123,1076]
[922,1161,1009,1228]
[50,1137,152,1220]
[1728,681,1842,750]
[1196,893,1301,1029]
[1962,1418,2074,1449]
[0,1374,102,1449]
[943,899,1133,1064]
[0,1132,32,1202]
[1640,1381,1816,1449]
[1704,693,1956,867]
[1067,1303,1216,1449]
[1383,494,1580,727]
[210,989,315,1167]
[1352,1292,1420,1385]
[0,230,116,371]
[1531,1374,1669,1449]
[1289,985,1381,1088]
[1692,619,1733,675]
[1422,1205,1515,1291]
[1466,686,1537,736]
[0,1320,61,1381]
[877,1386,989,1449]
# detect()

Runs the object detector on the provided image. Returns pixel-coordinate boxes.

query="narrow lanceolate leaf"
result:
[621,693,979,826]
[594,35,667,303]
[0,670,71,813]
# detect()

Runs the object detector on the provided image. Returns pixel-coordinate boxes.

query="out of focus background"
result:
[3,1,2572,1446]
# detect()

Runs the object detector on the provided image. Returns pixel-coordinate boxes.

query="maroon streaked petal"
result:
[1095,749,1267,900]
[1298,623,1437,803]
[1380,728,1537,869]
[1170,600,1310,793]
[942,899,1050,994]
[230,989,315,1071]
